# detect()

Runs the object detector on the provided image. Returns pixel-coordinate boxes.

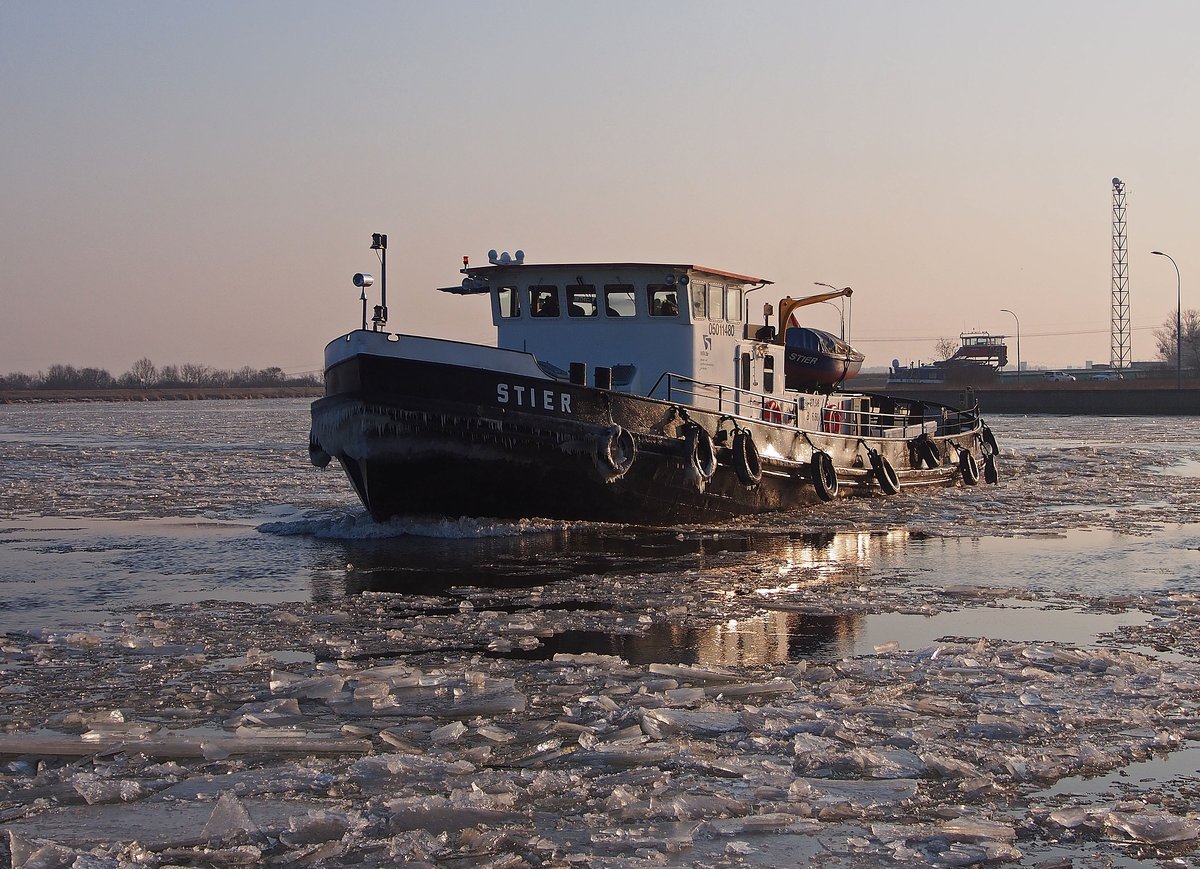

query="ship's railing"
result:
[649,372,802,426]
[829,396,981,438]
[649,372,982,437]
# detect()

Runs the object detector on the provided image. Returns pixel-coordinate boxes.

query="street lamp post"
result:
[813,282,851,341]
[1000,309,1020,380]
[1151,251,1182,389]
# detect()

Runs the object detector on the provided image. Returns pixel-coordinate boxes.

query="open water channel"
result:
[1,399,1199,866]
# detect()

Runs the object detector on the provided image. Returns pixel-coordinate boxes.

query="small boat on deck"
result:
[784,328,865,391]
[309,235,999,525]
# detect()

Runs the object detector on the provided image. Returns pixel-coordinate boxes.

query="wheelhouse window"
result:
[648,285,680,317]
[763,355,775,392]
[603,284,636,317]
[707,283,725,321]
[691,283,707,319]
[567,285,597,317]
[727,286,743,322]
[530,285,560,318]
[497,285,520,318]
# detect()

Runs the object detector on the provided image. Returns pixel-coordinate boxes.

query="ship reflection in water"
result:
[322,527,924,666]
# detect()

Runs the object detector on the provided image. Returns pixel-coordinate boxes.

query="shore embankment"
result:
[872,379,1200,415]
[0,386,323,404]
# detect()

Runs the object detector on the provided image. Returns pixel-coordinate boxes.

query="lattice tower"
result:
[1111,177,1131,369]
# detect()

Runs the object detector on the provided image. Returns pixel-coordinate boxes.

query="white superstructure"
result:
[449,260,783,401]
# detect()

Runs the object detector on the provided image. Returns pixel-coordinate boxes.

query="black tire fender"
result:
[981,423,1000,456]
[683,424,718,481]
[870,452,900,495]
[959,450,980,485]
[308,432,331,469]
[731,430,763,486]
[596,425,637,479]
[983,451,999,484]
[910,434,941,469]
[810,450,838,501]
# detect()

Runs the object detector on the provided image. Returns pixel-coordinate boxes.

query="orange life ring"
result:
[821,406,847,434]
[763,398,784,424]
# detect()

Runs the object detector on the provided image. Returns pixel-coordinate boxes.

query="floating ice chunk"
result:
[80,721,158,741]
[1047,806,1105,831]
[431,721,468,744]
[670,792,747,820]
[202,791,258,845]
[968,714,1030,740]
[573,747,672,768]
[367,682,526,717]
[647,663,742,684]
[804,778,918,808]
[351,754,475,786]
[845,747,923,779]
[384,796,522,833]
[8,831,78,869]
[936,842,1020,865]
[227,697,305,727]
[791,732,842,759]
[474,724,516,743]
[664,687,706,705]
[1105,810,1200,844]
[280,810,354,847]
[706,678,797,699]
[641,708,744,737]
[270,671,347,700]
[939,817,1017,843]
[921,753,982,779]
[706,813,819,835]
[71,773,157,805]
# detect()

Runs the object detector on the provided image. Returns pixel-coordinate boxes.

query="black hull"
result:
[310,354,984,526]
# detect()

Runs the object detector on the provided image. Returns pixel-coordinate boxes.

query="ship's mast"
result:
[1110,177,1131,370]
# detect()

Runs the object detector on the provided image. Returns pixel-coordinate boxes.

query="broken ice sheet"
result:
[939,817,1017,843]
[640,708,744,738]
[72,773,163,806]
[201,791,258,845]
[1105,810,1200,844]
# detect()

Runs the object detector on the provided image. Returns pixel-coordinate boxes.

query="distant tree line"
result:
[0,358,321,390]
[1154,309,1200,372]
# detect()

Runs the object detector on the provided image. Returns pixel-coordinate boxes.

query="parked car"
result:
[1043,371,1076,382]
[1090,371,1122,381]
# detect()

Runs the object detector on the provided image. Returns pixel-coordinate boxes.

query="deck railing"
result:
[648,372,802,426]
[647,373,980,436]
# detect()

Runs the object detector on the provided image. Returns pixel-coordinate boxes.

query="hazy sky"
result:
[2,1,1197,376]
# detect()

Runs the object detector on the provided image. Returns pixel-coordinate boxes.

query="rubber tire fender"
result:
[684,424,718,481]
[810,450,838,501]
[731,430,763,486]
[596,425,637,479]
[981,424,1000,457]
[918,436,942,469]
[983,451,999,484]
[959,450,980,485]
[870,452,900,495]
[308,432,331,469]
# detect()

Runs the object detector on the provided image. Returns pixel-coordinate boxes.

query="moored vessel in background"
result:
[310,235,999,524]
[887,333,1009,386]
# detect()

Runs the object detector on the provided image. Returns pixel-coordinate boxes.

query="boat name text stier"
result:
[708,322,737,338]
[496,383,573,414]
